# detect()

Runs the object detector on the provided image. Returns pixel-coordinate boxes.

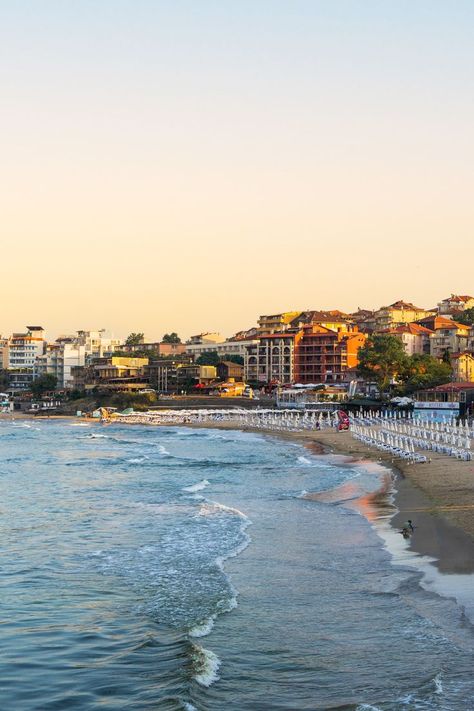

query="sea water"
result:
[1,420,474,710]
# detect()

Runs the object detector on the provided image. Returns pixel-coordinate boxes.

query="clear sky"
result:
[2,1,473,341]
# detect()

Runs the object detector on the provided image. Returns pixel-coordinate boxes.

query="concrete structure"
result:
[414,382,474,419]
[216,361,244,382]
[7,326,46,390]
[120,341,186,357]
[247,332,299,385]
[437,294,474,315]
[72,356,149,391]
[294,324,366,384]
[257,312,301,335]
[382,323,433,356]
[374,301,434,331]
[451,352,474,383]
[186,335,258,360]
[75,330,122,358]
[35,342,86,388]
[0,336,9,369]
[424,318,470,359]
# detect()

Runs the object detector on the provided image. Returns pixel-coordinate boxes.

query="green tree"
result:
[125,333,145,345]
[162,332,181,343]
[455,307,474,326]
[31,373,58,396]
[400,354,452,394]
[357,335,408,393]
[196,351,220,366]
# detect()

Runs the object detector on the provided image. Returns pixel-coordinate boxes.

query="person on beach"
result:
[400,520,415,538]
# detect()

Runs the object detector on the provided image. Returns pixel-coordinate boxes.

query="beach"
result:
[2,415,474,708]
[128,418,474,575]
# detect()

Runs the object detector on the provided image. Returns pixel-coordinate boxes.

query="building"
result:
[257,312,301,335]
[119,341,186,357]
[75,330,122,358]
[146,356,193,393]
[216,361,244,382]
[294,324,366,384]
[450,352,474,383]
[72,356,149,391]
[7,326,46,390]
[248,332,300,385]
[35,342,86,388]
[437,294,474,315]
[413,382,474,419]
[0,336,9,369]
[185,333,258,360]
[382,323,433,356]
[423,318,470,359]
[350,309,377,333]
[374,301,434,331]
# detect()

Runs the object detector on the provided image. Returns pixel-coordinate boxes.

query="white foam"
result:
[181,703,198,711]
[434,672,443,694]
[192,644,221,687]
[297,489,308,498]
[158,444,170,455]
[70,423,91,427]
[356,705,383,711]
[297,455,312,465]
[183,479,210,493]
[127,457,148,464]
[189,616,215,638]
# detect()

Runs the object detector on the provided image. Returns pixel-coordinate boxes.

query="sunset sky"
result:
[2,1,474,341]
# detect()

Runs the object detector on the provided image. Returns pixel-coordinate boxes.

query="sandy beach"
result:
[4,412,474,575]
[147,420,474,574]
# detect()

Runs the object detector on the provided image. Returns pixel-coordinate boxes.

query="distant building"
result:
[450,352,474,383]
[35,342,86,389]
[8,326,46,390]
[257,312,301,335]
[413,382,474,419]
[420,318,470,359]
[437,294,474,315]
[186,333,258,360]
[382,323,433,356]
[294,324,366,384]
[120,341,186,357]
[75,330,122,358]
[72,356,149,391]
[374,301,434,331]
[216,361,244,382]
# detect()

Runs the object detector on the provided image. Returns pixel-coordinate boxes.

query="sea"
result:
[1,419,474,710]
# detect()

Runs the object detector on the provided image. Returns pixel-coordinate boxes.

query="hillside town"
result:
[1,294,474,419]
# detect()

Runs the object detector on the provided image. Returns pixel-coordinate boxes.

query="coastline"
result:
[4,412,474,575]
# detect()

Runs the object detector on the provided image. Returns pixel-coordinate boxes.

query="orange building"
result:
[294,324,366,384]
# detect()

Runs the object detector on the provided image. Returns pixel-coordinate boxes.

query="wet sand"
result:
[4,413,474,575]
[170,422,474,574]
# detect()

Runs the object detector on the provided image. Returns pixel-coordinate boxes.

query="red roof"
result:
[427,382,474,392]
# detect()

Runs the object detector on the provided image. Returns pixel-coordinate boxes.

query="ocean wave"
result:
[183,479,210,493]
[189,616,215,638]
[190,643,221,687]
[127,456,148,464]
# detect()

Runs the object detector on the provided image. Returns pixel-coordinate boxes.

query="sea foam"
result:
[191,643,221,687]
[183,479,210,493]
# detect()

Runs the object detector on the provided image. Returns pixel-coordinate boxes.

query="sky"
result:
[2,1,474,341]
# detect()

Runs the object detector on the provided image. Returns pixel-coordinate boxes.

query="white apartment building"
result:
[35,343,86,389]
[185,336,259,360]
[8,326,46,390]
[74,330,122,358]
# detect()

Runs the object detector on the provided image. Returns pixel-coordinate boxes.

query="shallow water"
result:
[1,421,473,710]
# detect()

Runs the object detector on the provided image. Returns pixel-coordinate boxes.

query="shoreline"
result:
[4,412,474,575]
